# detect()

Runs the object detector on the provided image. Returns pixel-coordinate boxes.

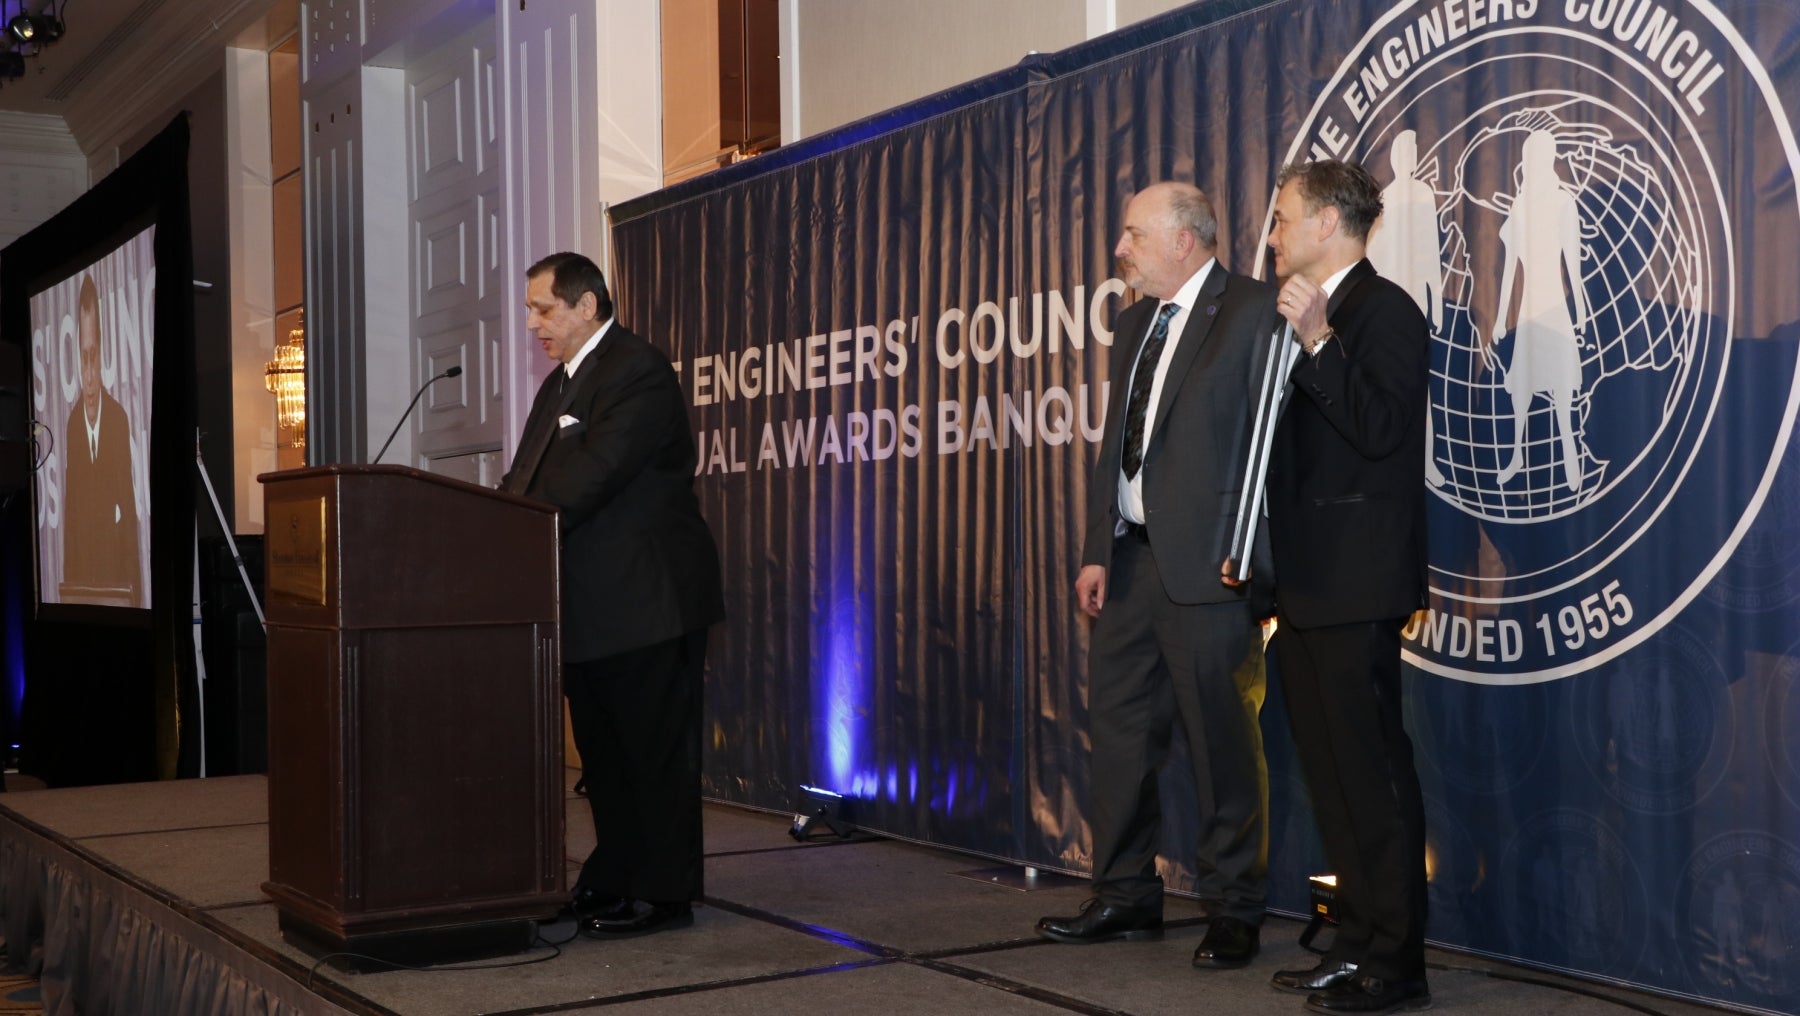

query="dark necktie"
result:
[1120,302,1180,480]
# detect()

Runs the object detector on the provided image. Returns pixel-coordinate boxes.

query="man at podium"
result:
[502,251,725,938]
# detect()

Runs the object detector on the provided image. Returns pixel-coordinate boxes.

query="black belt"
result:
[1122,521,1150,543]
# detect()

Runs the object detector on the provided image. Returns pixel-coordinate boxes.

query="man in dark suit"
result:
[1261,160,1431,1014]
[1035,182,1278,969]
[62,273,142,607]
[501,252,724,938]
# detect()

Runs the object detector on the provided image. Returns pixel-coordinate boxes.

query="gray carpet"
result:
[0,774,1739,1015]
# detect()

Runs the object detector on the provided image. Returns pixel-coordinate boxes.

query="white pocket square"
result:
[557,414,580,429]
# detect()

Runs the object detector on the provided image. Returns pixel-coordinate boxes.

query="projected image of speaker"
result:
[27,230,156,609]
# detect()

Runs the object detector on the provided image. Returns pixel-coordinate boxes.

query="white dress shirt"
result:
[564,317,615,379]
[1116,258,1216,525]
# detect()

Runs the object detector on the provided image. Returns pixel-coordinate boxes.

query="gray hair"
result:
[1166,184,1219,250]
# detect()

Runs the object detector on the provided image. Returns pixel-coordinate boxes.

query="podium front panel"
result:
[259,464,564,951]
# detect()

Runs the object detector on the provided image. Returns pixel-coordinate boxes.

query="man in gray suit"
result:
[1036,182,1278,969]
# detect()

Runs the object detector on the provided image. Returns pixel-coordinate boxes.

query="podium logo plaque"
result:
[268,495,328,606]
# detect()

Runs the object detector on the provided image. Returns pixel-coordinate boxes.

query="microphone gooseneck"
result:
[372,366,463,464]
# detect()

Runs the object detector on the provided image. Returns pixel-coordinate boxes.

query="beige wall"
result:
[1117,0,1198,28]
[792,0,1087,138]
[788,0,1210,141]
[662,0,724,185]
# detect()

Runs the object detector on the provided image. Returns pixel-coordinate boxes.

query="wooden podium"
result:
[258,465,564,967]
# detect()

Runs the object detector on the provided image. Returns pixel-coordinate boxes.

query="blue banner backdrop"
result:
[610,1,1800,1009]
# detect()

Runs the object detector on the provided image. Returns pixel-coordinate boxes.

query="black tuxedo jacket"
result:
[502,323,724,662]
[1263,259,1429,627]
[1081,265,1278,604]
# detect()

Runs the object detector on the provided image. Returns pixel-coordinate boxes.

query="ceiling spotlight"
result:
[30,14,60,42]
[0,51,23,79]
[6,14,33,44]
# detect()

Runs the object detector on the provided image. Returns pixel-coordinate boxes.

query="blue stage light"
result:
[818,594,867,794]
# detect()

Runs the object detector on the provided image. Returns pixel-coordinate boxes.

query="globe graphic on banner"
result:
[1309,23,1763,681]
[1420,107,1701,523]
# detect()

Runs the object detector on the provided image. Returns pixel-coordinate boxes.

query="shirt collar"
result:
[564,317,614,378]
[1320,262,1356,298]
[84,397,102,459]
[1163,257,1216,314]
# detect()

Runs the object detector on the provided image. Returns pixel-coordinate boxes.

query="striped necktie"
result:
[1120,302,1180,480]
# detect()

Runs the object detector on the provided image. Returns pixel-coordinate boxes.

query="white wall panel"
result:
[223,51,278,532]
[301,70,367,462]
[302,0,363,86]
[497,0,602,467]
[407,16,501,466]
[361,64,410,462]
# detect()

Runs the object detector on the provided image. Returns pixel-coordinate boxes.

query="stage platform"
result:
[0,772,1734,1015]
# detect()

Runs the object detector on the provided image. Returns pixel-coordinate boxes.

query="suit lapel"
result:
[556,328,617,414]
[508,328,624,494]
[1148,264,1228,439]
[1327,259,1376,320]
[504,369,564,494]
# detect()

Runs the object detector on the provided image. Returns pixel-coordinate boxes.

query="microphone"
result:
[372,366,463,464]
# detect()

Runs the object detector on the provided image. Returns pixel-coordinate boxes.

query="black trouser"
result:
[1086,533,1269,922]
[564,628,709,903]
[1271,617,1427,981]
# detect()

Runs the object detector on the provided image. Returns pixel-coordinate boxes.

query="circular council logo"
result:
[1676,832,1800,1000]
[1498,807,1649,974]
[1568,621,1732,814]
[1275,0,1800,682]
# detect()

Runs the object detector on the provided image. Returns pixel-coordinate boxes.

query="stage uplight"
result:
[6,13,61,46]
[788,784,856,841]
[1299,873,1339,953]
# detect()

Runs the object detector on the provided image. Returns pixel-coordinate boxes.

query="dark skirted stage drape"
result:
[610,1,1800,1009]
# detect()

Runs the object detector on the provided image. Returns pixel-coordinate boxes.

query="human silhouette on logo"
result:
[1368,130,1449,486]
[1493,129,1592,492]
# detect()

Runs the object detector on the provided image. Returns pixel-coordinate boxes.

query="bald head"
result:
[1114,182,1220,300]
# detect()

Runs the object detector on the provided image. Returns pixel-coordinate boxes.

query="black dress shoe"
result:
[579,900,695,939]
[1305,974,1431,1014]
[562,885,632,921]
[1036,898,1163,944]
[1272,958,1359,993]
[1191,915,1259,968]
